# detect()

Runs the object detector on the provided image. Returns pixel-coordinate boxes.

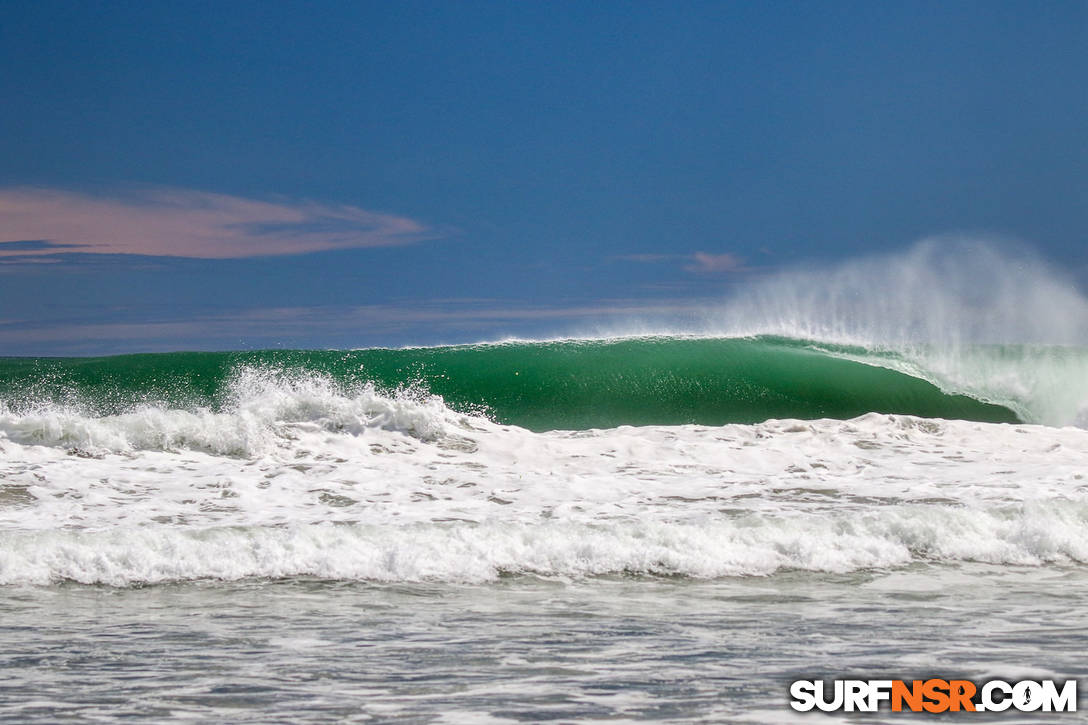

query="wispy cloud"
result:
[613,253,677,263]
[0,187,435,259]
[0,239,93,252]
[615,251,746,275]
[684,251,743,275]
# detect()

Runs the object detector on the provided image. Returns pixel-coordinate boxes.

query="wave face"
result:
[0,336,1023,433]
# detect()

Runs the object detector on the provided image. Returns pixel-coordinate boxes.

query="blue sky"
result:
[1,1,1085,355]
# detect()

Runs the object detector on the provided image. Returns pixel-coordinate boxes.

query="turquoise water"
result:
[0,336,1022,429]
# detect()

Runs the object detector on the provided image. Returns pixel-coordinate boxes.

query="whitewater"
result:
[1,364,1087,586]
[3,240,1088,722]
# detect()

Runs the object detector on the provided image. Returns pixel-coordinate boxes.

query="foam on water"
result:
[2,504,1088,587]
[0,366,469,457]
[2,367,1087,585]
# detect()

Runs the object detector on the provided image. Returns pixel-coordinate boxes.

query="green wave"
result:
[0,336,1021,430]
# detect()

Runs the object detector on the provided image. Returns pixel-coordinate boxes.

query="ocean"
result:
[1,332,1087,721]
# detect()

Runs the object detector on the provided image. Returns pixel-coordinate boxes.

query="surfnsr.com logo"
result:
[790,679,1077,713]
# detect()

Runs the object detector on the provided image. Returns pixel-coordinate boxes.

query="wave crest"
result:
[0,366,480,456]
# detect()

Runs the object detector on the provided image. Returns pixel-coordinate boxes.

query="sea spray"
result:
[709,238,1088,347]
[702,238,1088,425]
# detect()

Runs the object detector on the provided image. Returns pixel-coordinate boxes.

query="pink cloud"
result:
[0,187,434,259]
[614,253,678,263]
[615,251,746,275]
[685,251,743,275]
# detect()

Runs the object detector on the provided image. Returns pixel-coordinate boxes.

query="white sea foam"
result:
[1,371,1087,586]
[1,504,1088,586]
[0,366,474,457]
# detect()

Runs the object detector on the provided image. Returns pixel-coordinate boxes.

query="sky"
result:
[0,0,1085,355]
